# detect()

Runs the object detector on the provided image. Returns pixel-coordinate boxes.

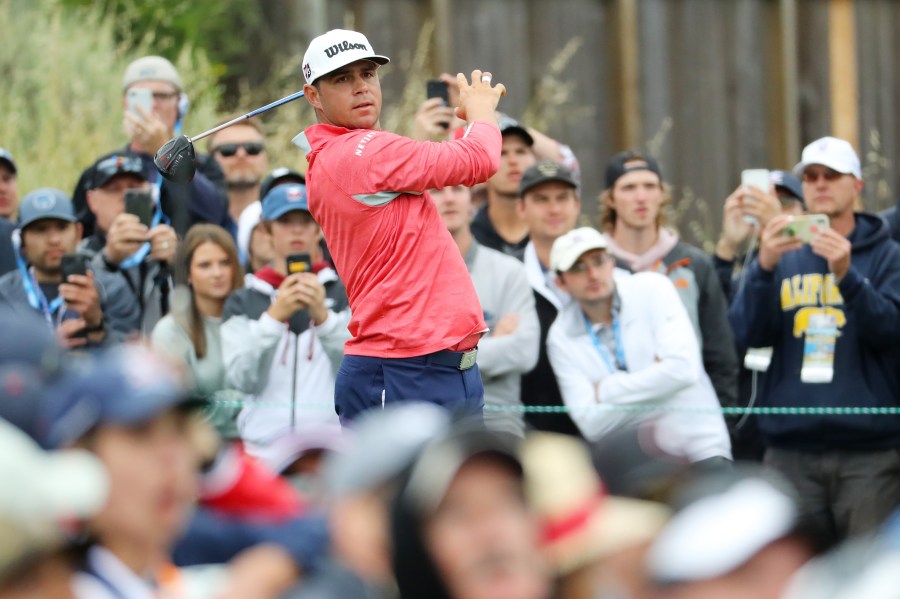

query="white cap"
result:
[0,419,109,523]
[236,201,263,267]
[550,227,609,272]
[302,29,390,85]
[647,477,797,584]
[793,136,861,179]
[123,55,182,91]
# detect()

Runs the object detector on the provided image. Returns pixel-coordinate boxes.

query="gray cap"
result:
[0,148,16,174]
[324,403,452,498]
[123,55,182,91]
[17,189,76,230]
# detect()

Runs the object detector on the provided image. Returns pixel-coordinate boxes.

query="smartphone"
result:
[782,214,829,243]
[286,253,312,275]
[124,189,153,228]
[426,79,450,104]
[126,87,153,116]
[61,253,89,282]
[741,169,770,225]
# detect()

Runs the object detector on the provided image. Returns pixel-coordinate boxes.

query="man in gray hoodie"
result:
[432,183,539,436]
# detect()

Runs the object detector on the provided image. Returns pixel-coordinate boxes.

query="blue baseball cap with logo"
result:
[38,346,197,449]
[261,183,310,221]
[17,188,77,230]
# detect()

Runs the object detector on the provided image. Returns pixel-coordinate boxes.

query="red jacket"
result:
[294,122,501,358]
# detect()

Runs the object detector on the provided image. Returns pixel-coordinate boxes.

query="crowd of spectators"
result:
[3,27,900,599]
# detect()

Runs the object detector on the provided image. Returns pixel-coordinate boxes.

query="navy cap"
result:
[0,147,16,174]
[770,170,805,207]
[261,183,310,221]
[605,150,663,189]
[17,189,77,230]
[259,167,305,202]
[498,115,534,146]
[40,346,193,449]
[89,153,147,190]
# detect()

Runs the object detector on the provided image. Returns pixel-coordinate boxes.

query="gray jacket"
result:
[0,266,137,347]
[465,242,540,436]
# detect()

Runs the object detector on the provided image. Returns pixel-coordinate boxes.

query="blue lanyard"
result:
[583,312,627,372]
[119,169,171,270]
[119,114,182,270]
[15,248,65,329]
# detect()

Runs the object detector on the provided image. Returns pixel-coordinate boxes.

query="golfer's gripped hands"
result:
[455,70,507,125]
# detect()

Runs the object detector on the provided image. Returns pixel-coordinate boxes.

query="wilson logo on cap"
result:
[324,41,369,58]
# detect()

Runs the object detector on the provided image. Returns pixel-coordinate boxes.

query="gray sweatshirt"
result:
[464,241,540,436]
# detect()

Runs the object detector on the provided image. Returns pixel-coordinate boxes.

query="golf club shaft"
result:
[188,90,307,143]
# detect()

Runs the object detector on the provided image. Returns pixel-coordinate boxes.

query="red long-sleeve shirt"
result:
[293,122,501,358]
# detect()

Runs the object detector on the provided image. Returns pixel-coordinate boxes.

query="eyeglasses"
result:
[151,91,179,101]
[801,168,843,183]
[212,142,266,157]
[568,253,610,274]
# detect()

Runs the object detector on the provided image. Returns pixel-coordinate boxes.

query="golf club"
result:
[154,89,306,183]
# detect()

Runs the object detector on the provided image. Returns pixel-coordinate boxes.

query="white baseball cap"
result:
[793,136,861,179]
[550,227,609,272]
[123,55,182,91]
[302,29,390,85]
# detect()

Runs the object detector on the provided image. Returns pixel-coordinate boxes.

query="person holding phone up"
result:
[79,152,178,335]
[221,184,350,464]
[0,189,137,349]
[729,137,900,545]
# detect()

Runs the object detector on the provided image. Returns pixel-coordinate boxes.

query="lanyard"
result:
[119,174,169,269]
[120,112,182,270]
[17,254,65,329]
[583,312,627,372]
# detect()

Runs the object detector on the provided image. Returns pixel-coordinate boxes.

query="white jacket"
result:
[547,271,731,462]
[221,269,350,464]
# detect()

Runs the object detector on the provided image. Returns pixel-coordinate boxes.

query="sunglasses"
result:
[213,142,266,157]
[568,252,611,274]
[801,167,843,183]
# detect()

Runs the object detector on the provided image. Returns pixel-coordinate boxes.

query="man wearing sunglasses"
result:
[207,118,270,227]
[730,136,900,544]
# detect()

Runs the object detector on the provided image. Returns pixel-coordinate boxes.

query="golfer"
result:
[293,29,506,422]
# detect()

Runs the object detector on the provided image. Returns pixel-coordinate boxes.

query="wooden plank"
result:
[769,0,800,169]
[828,0,858,149]
[615,0,642,149]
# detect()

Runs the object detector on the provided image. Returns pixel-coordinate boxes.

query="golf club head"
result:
[154,135,196,183]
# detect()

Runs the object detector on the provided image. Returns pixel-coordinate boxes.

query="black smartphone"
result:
[61,253,89,282]
[426,79,450,105]
[286,253,312,275]
[124,188,154,227]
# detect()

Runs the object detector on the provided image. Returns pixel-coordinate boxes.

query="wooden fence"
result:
[282,0,899,248]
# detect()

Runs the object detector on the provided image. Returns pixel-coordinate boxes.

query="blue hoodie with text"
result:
[729,212,900,450]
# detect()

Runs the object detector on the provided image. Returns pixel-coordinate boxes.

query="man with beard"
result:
[207,118,269,231]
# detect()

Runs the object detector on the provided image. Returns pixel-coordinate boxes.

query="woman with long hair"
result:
[152,224,243,415]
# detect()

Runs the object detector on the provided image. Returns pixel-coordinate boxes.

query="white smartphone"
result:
[126,88,153,116]
[741,169,770,225]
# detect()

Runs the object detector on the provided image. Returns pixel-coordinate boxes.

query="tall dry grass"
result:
[0,0,221,197]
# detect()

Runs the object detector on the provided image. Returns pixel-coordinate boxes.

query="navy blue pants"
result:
[334,354,484,423]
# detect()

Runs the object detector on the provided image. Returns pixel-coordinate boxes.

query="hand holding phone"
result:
[740,169,770,225]
[286,253,313,275]
[426,80,451,130]
[782,214,829,243]
[126,88,153,117]
[61,253,89,282]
